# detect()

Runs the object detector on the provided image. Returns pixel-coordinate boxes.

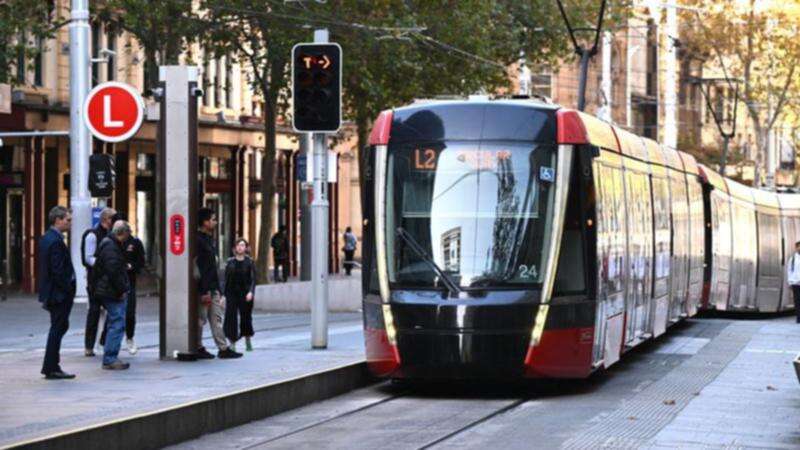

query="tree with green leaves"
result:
[200,0,623,281]
[681,0,800,183]
[95,0,201,93]
[0,0,64,85]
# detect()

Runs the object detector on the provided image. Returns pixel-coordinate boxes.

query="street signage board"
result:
[83,81,145,142]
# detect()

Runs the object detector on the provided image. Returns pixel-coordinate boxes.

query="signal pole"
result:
[310,28,330,349]
[70,0,92,301]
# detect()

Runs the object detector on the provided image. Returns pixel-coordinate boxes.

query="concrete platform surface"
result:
[0,293,365,448]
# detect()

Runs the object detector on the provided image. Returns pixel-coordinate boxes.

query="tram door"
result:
[5,189,23,285]
[623,167,653,347]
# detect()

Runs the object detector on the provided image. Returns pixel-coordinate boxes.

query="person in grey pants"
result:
[196,207,242,359]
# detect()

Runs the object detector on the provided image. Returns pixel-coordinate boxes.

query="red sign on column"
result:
[169,214,186,255]
[83,81,144,143]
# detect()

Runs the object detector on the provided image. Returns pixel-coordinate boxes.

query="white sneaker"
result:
[126,339,138,355]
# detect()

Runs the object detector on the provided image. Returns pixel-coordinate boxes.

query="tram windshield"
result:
[386,141,557,289]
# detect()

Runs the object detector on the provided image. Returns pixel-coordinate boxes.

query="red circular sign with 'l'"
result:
[83,82,144,143]
[169,214,186,255]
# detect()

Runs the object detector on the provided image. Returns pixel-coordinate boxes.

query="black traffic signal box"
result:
[89,153,115,198]
[292,43,342,133]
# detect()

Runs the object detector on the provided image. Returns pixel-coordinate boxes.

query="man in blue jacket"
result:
[39,206,76,379]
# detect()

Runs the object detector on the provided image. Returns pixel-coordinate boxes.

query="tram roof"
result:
[556,109,619,151]
[725,178,755,203]
[698,164,729,192]
[751,188,780,209]
[678,152,700,176]
[778,193,800,211]
[613,127,649,162]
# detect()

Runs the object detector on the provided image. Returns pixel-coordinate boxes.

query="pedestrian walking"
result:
[223,238,256,352]
[196,207,242,359]
[39,206,76,380]
[786,240,800,324]
[99,212,145,354]
[271,226,289,282]
[343,227,357,276]
[81,207,116,356]
[93,220,133,370]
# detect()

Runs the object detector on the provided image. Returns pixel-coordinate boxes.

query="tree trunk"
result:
[256,79,278,284]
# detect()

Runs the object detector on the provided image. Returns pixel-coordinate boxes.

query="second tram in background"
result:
[359,98,798,380]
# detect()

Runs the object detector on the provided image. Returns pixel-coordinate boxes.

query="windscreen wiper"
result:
[395,227,461,297]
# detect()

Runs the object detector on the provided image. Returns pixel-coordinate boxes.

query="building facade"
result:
[0,1,361,292]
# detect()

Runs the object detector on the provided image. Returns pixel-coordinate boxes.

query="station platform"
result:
[0,292,368,450]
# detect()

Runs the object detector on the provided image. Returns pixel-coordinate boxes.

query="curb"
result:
[4,361,373,450]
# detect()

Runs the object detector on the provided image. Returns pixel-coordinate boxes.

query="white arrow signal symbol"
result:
[320,55,331,70]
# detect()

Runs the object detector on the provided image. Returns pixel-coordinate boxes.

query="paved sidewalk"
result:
[0,293,365,448]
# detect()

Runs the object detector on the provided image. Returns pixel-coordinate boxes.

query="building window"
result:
[33,36,43,86]
[91,22,101,86]
[530,68,552,98]
[15,32,26,84]
[106,23,117,81]
[203,58,211,108]
[226,57,234,109]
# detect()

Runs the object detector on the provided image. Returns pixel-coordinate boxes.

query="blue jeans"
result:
[99,295,127,365]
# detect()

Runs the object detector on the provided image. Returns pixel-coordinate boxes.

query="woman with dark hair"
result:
[223,238,257,351]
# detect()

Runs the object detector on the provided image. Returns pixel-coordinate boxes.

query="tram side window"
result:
[554,165,586,295]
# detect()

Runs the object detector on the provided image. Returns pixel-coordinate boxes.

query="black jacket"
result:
[224,256,256,299]
[196,231,220,295]
[122,235,146,285]
[93,236,131,300]
[38,228,76,306]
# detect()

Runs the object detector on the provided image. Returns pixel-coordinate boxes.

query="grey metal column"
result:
[310,29,331,349]
[69,0,92,301]
[311,133,329,349]
[159,66,200,360]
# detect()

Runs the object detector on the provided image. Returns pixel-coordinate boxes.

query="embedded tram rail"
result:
[170,316,800,449]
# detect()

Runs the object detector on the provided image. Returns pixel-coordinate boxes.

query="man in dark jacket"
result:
[94,220,132,370]
[39,206,76,379]
[81,207,116,356]
[99,212,146,354]
[196,207,241,359]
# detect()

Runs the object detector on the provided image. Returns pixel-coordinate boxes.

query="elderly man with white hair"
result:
[92,220,133,370]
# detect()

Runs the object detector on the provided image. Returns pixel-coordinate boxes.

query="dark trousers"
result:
[42,298,74,375]
[224,293,255,341]
[793,286,800,323]
[343,250,355,275]
[100,284,137,344]
[84,292,102,350]
[273,258,289,282]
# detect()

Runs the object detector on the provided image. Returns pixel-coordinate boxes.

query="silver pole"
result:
[70,0,92,302]
[311,29,330,349]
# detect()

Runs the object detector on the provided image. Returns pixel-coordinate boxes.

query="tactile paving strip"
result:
[561,321,762,449]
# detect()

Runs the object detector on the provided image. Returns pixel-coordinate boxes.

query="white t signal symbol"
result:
[103,95,124,128]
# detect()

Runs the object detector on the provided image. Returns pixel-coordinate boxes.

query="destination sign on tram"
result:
[412,148,512,171]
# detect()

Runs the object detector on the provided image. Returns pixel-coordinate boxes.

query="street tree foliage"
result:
[199,0,615,281]
[0,0,64,85]
[96,0,201,93]
[681,0,800,180]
